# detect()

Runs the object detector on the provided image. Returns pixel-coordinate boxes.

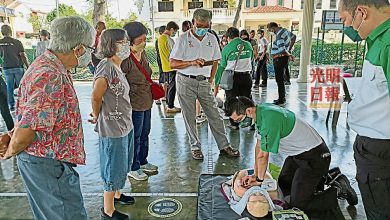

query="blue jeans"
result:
[131,110,151,171]
[99,129,134,191]
[0,76,14,130]
[17,152,87,220]
[3,68,24,108]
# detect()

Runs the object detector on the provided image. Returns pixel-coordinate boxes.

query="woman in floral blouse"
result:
[1,16,94,220]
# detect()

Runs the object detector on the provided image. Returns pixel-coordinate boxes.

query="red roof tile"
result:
[245,5,297,13]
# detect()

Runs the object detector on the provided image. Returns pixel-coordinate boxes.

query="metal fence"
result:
[287,28,366,78]
[26,31,367,80]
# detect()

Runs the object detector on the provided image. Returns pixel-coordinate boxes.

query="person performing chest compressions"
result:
[225,96,358,214]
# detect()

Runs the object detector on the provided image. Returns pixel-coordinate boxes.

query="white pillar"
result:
[297,0,315,83]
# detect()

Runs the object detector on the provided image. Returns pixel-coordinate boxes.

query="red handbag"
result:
[130,53,165,100]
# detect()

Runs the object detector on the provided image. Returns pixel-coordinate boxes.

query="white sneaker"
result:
[140,163,158,172]
[196,115,206,124]
[127,169,148,181]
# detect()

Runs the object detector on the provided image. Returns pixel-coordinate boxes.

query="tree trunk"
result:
[232,0,243,28]
[93,0,106,26]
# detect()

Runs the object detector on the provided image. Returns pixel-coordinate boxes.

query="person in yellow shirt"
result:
[158,21,181,113]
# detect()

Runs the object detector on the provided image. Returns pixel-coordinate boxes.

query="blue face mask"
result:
[195,27,208,37]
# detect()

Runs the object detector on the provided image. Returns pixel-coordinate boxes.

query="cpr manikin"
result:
[222,169,282,218]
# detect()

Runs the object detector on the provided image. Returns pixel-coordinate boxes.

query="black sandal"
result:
[191,150,204,160]
[220,146,240,157]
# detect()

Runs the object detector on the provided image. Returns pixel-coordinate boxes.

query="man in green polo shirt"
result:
[338,1,390,219]
[225,96,357,213]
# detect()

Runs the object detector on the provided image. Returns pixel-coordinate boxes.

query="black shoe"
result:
[114,194,135,205]
[285,81,291,85]
[9,107,15,111]
[326,167,342,185]
[250,124,256,131]
[332,174,358,206]
[273,99,286,106]
[259,83,267,87]
[100,208,129,220]
[253,84,259,89]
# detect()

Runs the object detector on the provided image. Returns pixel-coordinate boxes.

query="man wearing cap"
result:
[338,0,390,219]
[170,8,240,160]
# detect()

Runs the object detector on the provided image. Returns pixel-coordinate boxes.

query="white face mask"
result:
[117,42,131,60]
[75,46,92,68]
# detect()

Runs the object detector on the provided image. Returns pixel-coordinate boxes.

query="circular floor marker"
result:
[148,198,182,218]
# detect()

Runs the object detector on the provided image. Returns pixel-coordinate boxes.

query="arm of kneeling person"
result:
[255,139,269,183]
[1,127,35,160]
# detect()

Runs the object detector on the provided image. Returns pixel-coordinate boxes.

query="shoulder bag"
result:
[219,41,245,90]
[130,53,165,100]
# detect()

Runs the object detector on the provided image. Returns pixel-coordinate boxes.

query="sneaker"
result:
[114,194,135,205]
[166,107,181,113]
[332,174,358,206]
[273,99,286,106]
[253,84,259,89]
[127,169,148,181]
[100,207,129,220]
[259,83,267,88]
[285,81,291,85]
[196,115,206,124]
[155,100,161,105]
[140,163,158,172]
[250,124,256,131]
[9,107,15,112]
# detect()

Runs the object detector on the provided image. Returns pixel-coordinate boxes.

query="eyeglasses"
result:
[82,45,95,53]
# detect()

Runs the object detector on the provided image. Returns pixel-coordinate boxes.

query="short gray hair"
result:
[193,9,212,22]
[48,16,95,53]
[339,0,389,14]
[1,25,12,36]
[98,29,127,58]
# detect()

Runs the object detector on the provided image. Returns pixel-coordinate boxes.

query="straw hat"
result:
[246,200,270,218]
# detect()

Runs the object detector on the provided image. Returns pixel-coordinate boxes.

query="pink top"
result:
[15,50,86,165]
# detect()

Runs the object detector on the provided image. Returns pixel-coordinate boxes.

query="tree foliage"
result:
[46,4,79,23]
[228,0,236,8]
[28,14,43,32]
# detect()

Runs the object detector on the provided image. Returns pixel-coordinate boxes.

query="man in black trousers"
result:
[267,22,296,105]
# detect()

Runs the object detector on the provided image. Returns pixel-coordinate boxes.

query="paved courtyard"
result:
[0,80,366,219]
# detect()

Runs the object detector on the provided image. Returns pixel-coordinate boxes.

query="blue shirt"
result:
[271,28,295,55]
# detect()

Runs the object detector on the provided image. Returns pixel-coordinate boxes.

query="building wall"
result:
[294,0,340,28]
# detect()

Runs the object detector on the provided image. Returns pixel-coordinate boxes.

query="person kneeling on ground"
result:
[225,96,358,213]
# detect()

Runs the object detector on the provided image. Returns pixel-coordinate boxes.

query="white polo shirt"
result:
[258,38,269,54]
[170,31,221,77]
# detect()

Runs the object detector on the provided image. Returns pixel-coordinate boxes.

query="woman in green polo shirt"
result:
[225,96,358,213]
[214,27,254,130]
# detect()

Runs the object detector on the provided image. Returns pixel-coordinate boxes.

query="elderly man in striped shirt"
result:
[267,22,296,106]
